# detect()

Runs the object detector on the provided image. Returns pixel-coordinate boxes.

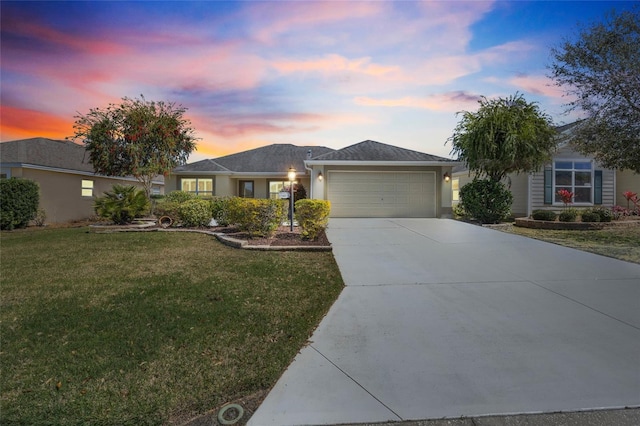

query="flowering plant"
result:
[557,189,574,207]
[623,191,638,209]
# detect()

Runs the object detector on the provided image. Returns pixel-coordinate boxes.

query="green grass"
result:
[500,225,640,264]
[0,228,344,425]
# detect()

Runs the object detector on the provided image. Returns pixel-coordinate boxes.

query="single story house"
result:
[451,125,640,217]
[0,138,164,223]
[168,140,460,218]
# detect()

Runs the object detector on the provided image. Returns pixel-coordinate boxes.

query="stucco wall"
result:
[615,170,640,206]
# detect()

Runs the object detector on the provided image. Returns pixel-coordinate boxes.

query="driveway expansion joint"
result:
[309,345,403,422]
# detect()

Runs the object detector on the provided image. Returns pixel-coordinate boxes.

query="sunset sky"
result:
[1,1,634,162]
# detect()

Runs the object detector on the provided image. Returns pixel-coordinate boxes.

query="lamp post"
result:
[288,167,296,231]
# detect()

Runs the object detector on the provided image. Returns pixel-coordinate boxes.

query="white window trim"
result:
[81,179,94,197]
[181,178,213,196]
[552,159,594,206]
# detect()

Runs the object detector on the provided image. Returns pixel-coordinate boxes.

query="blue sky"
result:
[1,1,635,162]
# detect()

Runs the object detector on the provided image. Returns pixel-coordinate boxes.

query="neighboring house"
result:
[0,138,164,223]
[451,126,640,217]
[169,140,459,218]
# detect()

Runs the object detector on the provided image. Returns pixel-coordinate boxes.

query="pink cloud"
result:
[507,74,565,99]
[354,91,482,112]
[273,54,400,77]
[246,1,385,44]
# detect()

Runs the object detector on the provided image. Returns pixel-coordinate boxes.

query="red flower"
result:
[557,189,574,206]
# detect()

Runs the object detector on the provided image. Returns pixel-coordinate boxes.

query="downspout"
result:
[527,173,533,217]
[304,160,314,199]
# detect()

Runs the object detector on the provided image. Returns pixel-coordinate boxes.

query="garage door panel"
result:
[328,171,436,218]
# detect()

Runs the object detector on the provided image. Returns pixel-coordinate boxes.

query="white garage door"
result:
[327,171,436,217]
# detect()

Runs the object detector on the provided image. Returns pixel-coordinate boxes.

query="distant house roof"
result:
[307,140,457,164]
[0,137,164,184]
[174,144,335,174]
[0,138,95,172]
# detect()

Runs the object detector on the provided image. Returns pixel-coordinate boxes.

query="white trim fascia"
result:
[304,160,461,167]
[174,171,309,177]
[2,162,164,185]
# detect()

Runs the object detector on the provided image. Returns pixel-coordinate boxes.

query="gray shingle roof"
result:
[310,140,456,162]
[0,138,95,172]
[175,144,335,173]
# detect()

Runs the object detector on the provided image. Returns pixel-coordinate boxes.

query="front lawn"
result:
[499,224,640,264]
[0,228,344,425]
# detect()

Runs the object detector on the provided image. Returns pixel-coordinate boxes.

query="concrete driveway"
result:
[248,219,640,425]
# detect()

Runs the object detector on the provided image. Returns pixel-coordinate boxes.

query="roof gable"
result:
[310,140,455,162]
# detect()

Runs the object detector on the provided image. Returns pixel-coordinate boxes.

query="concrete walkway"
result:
[248,219,640,426]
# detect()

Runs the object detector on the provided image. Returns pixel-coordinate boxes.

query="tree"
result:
[549,7,640,173]
[448,93,557,183]
[72,96,198,197]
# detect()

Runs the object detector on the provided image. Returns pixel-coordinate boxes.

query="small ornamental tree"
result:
[72,96,198,198]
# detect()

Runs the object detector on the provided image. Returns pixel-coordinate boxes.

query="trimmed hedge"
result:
[210,196,231,226]
[580,210,601,223]
[459,179,513,224]
[592,207,613,222]
[295,199,331,240]
[559,208,578,222]
[226,197,286,237]
[178,198,212,227]
[0,178,40,230]
[531,210,557,221]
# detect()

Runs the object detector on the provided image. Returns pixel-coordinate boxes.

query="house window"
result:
[81,179,94,197]
[554,160,592,203]
[269,181,286,199]
[181,178,213,196]
[452,178,460,202]
[240,180,254,198]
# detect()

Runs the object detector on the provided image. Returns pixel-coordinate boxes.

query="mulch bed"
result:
[213,225,330,247]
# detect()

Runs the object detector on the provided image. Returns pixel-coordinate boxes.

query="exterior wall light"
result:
[444,172,450,183]
[318,172,323,181]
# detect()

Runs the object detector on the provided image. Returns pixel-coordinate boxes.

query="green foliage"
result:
[549,7,640,173]
[295,199,331,240]
[580,210,601,223]
[452,203,466,219]
[178,198,212,227]
[448,93,556,182]
[226,197,286,237]
[210,196,231,226]
[458,179,513,224]
[0,178,39,230]
[164,190,196,204]
[531,210,558,221]
[559,208,579,222]
[72,95,198,197]
[592,206,613,222]
[94,185,150,225]
[294,183,307,202]
[153,200,180,225]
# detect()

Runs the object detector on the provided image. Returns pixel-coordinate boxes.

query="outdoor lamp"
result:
[288,167,296,231]
[318,172,323,181]
[444,172,450,183]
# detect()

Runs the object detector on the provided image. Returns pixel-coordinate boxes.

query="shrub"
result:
[33,208,47,227]
[210,196,231,226]
[591,207,613,222]
[94,185,150,225]
[531,210,557,221]
[164,190,196,204]
[178,198,212,227]
[0,178,40,230]
[295,199,331,240]
[227,197,286,237]
[458,178,513,224]
[559,208,578,222]
[580,210,601,223]
[452,203,466,219]
[154,200,180,225]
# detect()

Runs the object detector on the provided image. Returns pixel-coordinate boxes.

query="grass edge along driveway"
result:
[498,224,640,264]
[0,227,344,425]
